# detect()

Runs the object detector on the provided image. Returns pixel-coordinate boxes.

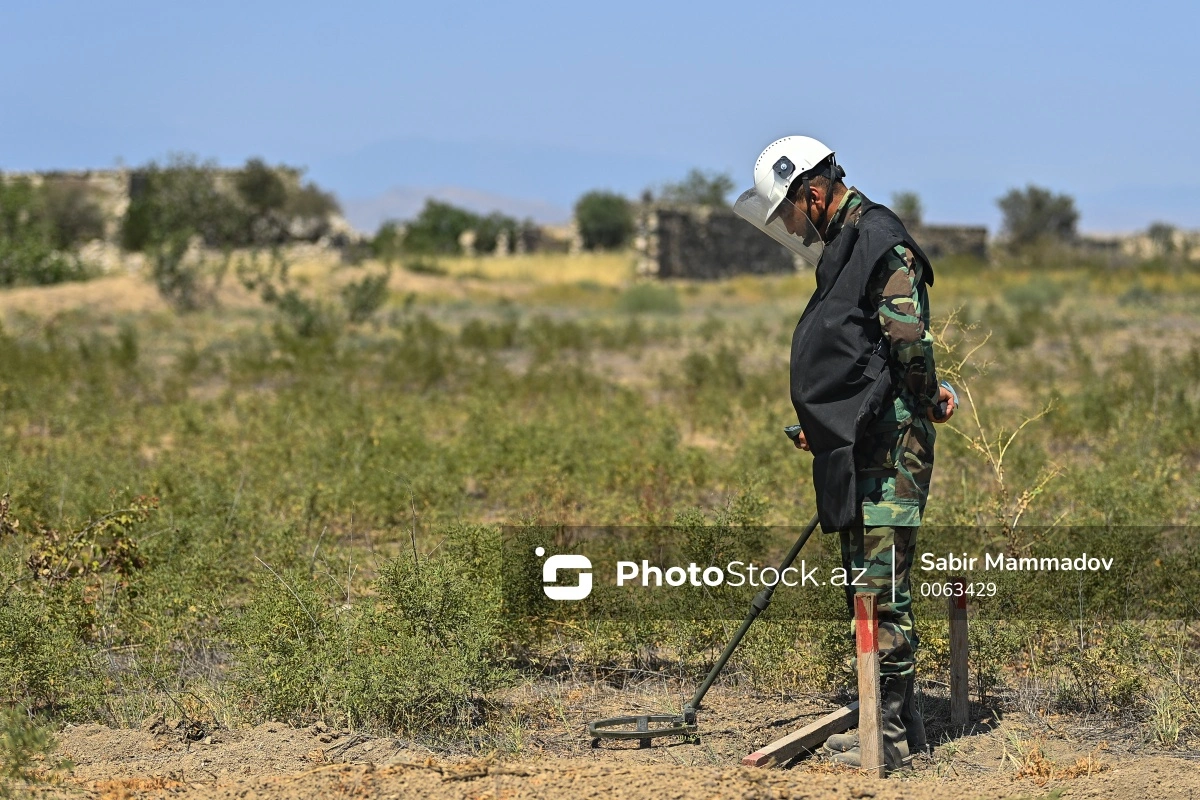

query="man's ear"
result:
[806,183,823,210]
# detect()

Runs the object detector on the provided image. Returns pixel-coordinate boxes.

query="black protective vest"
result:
[790,194,934,533]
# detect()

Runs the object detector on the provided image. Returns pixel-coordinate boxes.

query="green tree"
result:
[997,184,1079,248]
[372,221,404,266]
[892,191,923,229]
[659,169,735,207]
[473,211,519,253]
[0,177,91,286]
[1146,222,1176,257]
[401,200,477,255]
[574,191,633,250]
[236,157,288,215]
[285,181,340,219]
[121,155,244,251]
[122,156,340,251]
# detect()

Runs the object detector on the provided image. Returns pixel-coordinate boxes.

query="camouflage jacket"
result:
[825,189,940,527]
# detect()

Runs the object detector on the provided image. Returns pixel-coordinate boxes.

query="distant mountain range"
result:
[308,135,696,234]
[341,186,571,234]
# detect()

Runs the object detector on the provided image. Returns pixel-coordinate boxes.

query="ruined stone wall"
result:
[911,224,989,261]
[3,168,360,248]
[635,204,796,279]
[4,169,132,242]
[1082,231,1200,262]
[634,204,994,278]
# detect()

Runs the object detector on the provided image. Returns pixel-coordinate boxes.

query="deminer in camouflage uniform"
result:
[734,136,957,769]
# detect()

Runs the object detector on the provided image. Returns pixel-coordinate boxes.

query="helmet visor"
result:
[733,188,824,268]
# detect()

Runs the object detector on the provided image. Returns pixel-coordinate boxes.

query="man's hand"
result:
[795,428,810,450]
[928,384,956,422]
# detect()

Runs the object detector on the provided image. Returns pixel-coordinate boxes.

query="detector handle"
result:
[682,512,820,723]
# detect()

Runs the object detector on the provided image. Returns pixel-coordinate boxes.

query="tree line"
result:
[376,169,738,257]
[0,156,341,287]
[381,170,1186,260]
[1,156,1192,291]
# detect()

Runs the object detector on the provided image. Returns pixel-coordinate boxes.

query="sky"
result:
[2,1,1198,233]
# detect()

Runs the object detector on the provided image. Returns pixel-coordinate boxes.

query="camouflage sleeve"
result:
[868,245,939,410]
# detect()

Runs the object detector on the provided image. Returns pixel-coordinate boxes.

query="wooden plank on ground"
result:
[741,702,859,767]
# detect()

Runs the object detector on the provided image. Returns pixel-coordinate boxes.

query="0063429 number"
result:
[919,581,996,598]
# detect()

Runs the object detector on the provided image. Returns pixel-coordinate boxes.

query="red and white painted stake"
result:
[855,592,885,777]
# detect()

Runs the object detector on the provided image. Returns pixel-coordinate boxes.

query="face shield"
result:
[732,188,825,268]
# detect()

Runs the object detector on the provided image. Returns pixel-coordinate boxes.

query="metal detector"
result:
[588,512,821,747]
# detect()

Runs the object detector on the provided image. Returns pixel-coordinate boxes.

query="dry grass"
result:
[437,251,636,286]
[0,274,166,318]
[1005,735,1110,786]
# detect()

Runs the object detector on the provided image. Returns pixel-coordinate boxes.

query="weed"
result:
[341,268,391,323]
[405,258,446,276]
[0,707,72,796]
[1150,687,1183,747]
[616,283,681,314]
[1004,734,1109,786]
[230,537,509,733]
[150,236,227,312]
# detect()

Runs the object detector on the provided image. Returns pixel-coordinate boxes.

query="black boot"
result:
[901,674,927,756]
[824,674,910,769]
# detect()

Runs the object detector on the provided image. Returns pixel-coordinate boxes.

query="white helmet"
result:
[752,136,835,223]
[733,135,838,268]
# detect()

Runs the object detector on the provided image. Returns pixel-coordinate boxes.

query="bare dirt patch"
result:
[40,683,1200,799]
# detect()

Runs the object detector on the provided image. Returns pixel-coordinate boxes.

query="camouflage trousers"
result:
[838,525,918,678]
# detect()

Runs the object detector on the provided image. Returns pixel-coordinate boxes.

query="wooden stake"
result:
[948,575,969,727]
[741,702,859,767]
[855,592,885,778]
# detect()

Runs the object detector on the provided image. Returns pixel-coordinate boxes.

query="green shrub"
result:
[285,181,340,220]
[616,283,680,314]
[997,185,1078,248]
[524,315,589,360]
[274,290,341,341]
[472,211,520,254]
[341,270,391,323]
[353,551,507,729]
[460,316,519,350]
[235,157,288,215]
[230,540,508,731]
[0,588,103,718]
[1118,279,1159,307]
[891,190,923,229]
[122,156,339,251]
[0,706,72,794]
[372,221,403,266]
[228,572,337,723]
[122,156,244,251]
[658,169,734,207]
[0,177,93,287]
[401,200,476,255]
[149,235,223,312]
[0,242,90,287]
[1004,275,1065,315]
[574,191,633,250]
[1053,624,1150,713]
[404,257,446,276]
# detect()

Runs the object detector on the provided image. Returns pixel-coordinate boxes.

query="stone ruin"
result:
[636,202,991,279]
[2,168,360,250]
[910,224,988,261]
[635,204,796,279]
